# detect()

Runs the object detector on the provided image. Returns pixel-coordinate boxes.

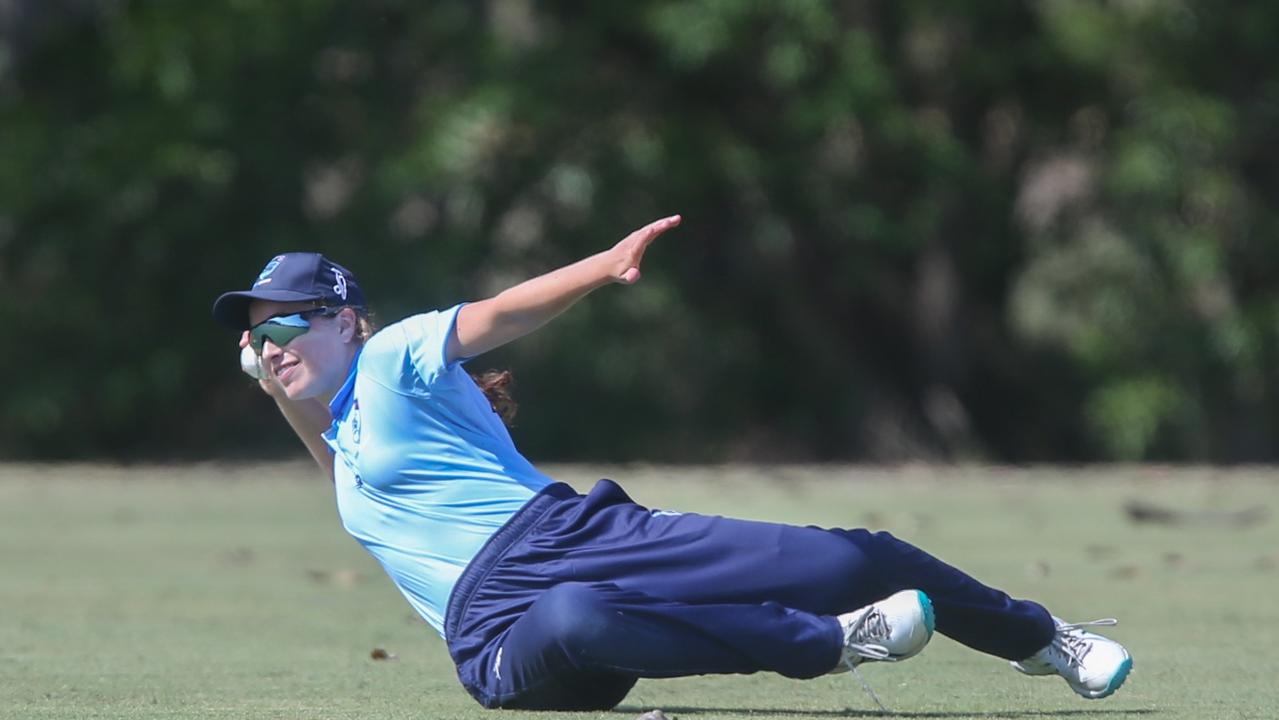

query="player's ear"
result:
[337,307,358,344]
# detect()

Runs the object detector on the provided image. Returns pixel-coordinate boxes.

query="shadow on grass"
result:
[615,707,1158,718]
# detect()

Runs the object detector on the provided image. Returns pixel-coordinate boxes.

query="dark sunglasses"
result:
[248,307,341,356]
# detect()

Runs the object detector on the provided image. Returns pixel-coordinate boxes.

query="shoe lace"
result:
[840,608,894,713]
[844,607,892,661]
[1049,618,1118,668]
[844,661,889,714]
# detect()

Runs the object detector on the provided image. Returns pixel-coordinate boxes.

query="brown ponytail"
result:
[348,308,518,426]
[354,312,377,343]
[471,369,517,426]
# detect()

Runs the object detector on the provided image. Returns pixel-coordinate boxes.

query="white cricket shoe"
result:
[830,589,936,673]
[1012,617,1132,699]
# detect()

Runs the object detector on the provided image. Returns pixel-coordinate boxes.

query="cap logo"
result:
[332,269,348,300]
[254,255,284,287]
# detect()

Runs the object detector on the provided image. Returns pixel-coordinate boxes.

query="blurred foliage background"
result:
[3,0,1279,463]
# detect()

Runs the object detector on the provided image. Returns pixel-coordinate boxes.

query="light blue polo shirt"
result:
[323,303,553,636]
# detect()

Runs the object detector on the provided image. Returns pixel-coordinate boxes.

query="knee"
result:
[855,529,910,560]
[826,527,893,569]
[533,583,615,652]
[869,529,903,549]
[830,528,904,597]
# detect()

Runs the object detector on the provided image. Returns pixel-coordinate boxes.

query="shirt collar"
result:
[328,348,362,419]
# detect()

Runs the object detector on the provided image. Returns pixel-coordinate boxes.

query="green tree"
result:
[3,1,1278,462]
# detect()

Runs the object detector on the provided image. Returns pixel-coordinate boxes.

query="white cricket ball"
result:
[240,345,264,380]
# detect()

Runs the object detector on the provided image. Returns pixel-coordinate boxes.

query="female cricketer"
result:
[212,215,1132,711]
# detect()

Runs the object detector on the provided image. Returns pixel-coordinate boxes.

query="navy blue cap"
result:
[212,252,367,328]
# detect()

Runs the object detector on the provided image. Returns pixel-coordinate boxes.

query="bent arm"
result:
[274,396,336,480]
[240,332,336,481]
[449,215,680,363]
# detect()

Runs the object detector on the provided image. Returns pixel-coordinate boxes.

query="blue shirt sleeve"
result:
[361,303,467,391]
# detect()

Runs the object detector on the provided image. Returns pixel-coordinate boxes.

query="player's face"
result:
[248,299,354,401]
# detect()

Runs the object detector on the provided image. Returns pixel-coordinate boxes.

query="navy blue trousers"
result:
[444,480,1054,710]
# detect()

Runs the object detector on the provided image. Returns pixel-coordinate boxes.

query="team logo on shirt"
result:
[350,400,361,445]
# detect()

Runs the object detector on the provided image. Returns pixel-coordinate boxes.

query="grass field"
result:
[2,463,1276,719]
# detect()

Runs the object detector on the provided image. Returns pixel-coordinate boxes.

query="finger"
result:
[634,214,682,244]
[621,214,681,267]
[239,330,250,349]
[619,267,641,285]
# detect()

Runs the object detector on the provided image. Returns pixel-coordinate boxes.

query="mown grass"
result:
[1,463,1275,719]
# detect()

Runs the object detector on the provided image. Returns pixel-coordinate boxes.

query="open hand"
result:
[609,214,681,284]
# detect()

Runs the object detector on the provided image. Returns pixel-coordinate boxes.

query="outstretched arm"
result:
[448,214,681,364]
